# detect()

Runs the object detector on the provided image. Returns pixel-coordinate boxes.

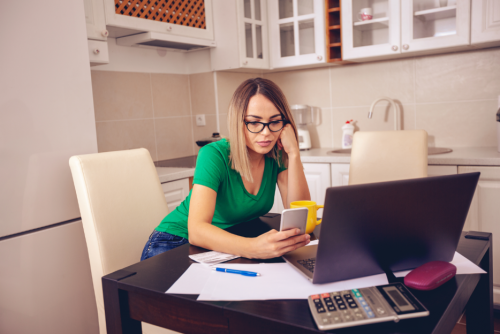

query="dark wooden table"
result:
[103,214,493,334]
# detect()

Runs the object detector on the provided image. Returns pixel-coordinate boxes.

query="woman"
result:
[141,78,311,261]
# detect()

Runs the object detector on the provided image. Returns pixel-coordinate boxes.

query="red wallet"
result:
[404,261,457,291]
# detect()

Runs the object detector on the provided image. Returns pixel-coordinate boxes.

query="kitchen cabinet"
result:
[268,0,326,68]
[88,40,109,66]
[270,162,331,215]
[471,0,500,47]
[83,0,109,40]
[342,0,471,61]
[211,0,270,71]
[458,166,500,304]
[401,0,470,54]
[161,178,190,213]
[103,0,214,40]
[83,0,110,65]
[342,0,401,61]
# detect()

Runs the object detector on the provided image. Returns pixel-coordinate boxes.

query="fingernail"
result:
[306,235,310,240]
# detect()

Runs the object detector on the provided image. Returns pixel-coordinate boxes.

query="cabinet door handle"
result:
[317,55,323,61]
[101,30,109,37]
[93,49,100,55]
[392,45,398,51]
[166,26,173,32]
[403,44,409,50]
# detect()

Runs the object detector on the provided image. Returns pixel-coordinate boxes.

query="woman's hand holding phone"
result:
[245,229,310,259]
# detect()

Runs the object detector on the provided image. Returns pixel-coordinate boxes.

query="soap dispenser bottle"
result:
[342,120,355,149]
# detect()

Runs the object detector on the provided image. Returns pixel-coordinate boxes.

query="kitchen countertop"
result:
[299,147,500,166]
[156,167,195,183]
[155,147,500,183]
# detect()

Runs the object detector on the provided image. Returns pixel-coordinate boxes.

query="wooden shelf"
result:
[353,17,389,31]
[414,5,456,21]
[326,0,342,62]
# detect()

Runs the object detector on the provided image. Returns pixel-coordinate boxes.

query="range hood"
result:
[116,31,216,51]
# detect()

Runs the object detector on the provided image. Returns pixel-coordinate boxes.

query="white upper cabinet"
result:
[211,0,269,71]
[342,0,401,61]
[83,0,108,40]
[401,0,471,54]
[343,0,471,61]
[268,0,326,68]
[471,0,500,47]
[103,0,214,40]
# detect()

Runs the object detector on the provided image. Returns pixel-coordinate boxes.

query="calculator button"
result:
[321,293,330,299]
[338,304,346,310]
[366,311,375,318]
[349,303,358,308]
[332,315,343,323]
[354,312,365,320]
[331,291,340,296]
[334,295,342,301]
[321,316,331,324]
[343,294,352,299]
[317,307,326,313]
[327,305,337,312]
[311,294,320,300]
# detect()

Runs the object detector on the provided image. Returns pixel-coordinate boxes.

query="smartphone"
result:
[279,207,308,234]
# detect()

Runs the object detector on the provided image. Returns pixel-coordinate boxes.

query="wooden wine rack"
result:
[325,0,342,62]
[114,0,206,29]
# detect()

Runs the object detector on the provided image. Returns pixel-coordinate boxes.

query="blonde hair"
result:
[227,78,298,182]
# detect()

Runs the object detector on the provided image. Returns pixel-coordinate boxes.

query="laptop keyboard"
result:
[298,258,316,273]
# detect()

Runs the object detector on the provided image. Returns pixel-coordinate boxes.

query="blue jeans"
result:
[140,230,188,261]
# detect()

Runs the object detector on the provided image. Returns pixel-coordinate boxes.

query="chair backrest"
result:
[349,130,428,185]
[69,149,169,334]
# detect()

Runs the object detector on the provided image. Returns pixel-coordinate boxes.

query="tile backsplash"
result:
[91,46,499,161]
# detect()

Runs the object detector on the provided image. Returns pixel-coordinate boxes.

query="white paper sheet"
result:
[189,250,239,266]
[197,263,389,301]
[306,239,319,246]
[166,264,212,294]
[393,252,487,277]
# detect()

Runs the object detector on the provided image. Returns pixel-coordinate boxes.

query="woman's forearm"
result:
[286,152,311,206]
[189,222,251,257]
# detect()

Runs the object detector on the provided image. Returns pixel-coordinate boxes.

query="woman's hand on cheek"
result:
[278,124,299,156]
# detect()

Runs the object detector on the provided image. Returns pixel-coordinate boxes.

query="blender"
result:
[291,105,313,150]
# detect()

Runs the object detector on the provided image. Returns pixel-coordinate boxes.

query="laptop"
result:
[282,172,480,284]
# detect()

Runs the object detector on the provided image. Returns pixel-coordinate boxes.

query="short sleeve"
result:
[193,144,226,192]
[277,150,288,174]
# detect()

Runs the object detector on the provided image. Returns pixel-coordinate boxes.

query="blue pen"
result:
[214,267,261,277]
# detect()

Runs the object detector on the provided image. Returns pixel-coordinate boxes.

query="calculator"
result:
[308,283,429,331]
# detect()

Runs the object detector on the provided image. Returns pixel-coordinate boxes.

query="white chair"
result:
[69,148,178,334]
[349,130,428,185]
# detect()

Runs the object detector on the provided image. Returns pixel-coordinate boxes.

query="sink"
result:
[328,147,453,155]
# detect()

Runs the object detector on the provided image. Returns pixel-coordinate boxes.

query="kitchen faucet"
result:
[368,97,401,131]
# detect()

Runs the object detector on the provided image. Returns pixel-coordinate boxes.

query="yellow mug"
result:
[290,200,324,234]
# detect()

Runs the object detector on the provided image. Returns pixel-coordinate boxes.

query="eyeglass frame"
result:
[244,120,289,133]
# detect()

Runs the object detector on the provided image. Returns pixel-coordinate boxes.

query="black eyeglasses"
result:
[244,120,288,133]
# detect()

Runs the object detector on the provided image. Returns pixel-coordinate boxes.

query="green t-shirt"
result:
[156,139,287,239]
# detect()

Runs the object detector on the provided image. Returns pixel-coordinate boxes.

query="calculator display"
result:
[383,286,415,312]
